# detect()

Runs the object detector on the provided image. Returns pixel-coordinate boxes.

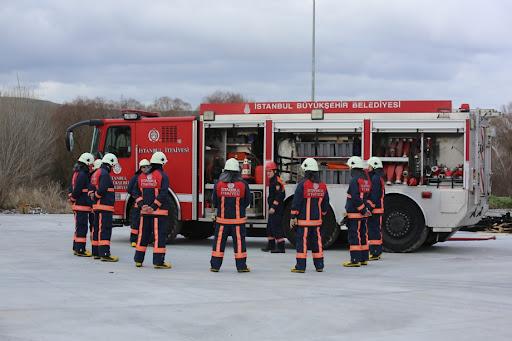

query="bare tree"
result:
[202,90,249,104]
[0,88,57,206]
[149,96,192,112]
[490,103,512,196]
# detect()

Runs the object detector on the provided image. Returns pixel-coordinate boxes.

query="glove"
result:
[290,218,298,229]
[362,208,372,217]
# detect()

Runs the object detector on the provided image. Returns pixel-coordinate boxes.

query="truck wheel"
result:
[165,197,181,244]
[181,221,214,240]
[382,195,428,252]
[423,231,439,247]
[282,200,339,249]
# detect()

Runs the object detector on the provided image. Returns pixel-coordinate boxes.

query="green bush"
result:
[489,196,512,209]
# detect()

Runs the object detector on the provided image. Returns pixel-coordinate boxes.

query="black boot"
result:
[271,241,285,253]
[261,239,275,252]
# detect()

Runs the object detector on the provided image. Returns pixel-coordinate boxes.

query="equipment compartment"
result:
[372,132,464,187]
[203,126,265,219]
[274,132,361,185]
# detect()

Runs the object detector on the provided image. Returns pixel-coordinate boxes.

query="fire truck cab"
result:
[66,100,496,252]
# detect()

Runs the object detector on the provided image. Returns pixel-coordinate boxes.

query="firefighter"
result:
[367,156,385,260]
[343,156,372,267]
[133,152,172,269]
[88,159,102,248]
[210,158,251,273]
[90,153,119,262]
[69,152,94,257]
[290,158,329,273]
[127,159,151,247]
[261,161,286,253]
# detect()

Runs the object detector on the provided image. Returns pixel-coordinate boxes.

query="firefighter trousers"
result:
[266,213,285,241]
[72,210,91,252]
[134,214,168,265]
[367,214,383,257]
[294,226,323,271]
[130,206,141,244]
[210,223,248,271]
[347,218,369,263]
[92,210,113,257]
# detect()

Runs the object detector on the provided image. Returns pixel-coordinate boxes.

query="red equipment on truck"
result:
[66,100,497,252]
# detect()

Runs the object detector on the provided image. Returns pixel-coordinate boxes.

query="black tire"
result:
[165,197,181,243]
[382,195,428,252]
[282,199,340,249]
[423,231,439,247]
[180,221,214,240]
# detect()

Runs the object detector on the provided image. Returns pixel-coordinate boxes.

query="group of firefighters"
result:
[69,150,385,272]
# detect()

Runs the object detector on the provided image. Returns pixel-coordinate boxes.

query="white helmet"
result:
[92,159,102,170]
[301,158,319,172]
[346,156,365,169]
[78,152,94,166]
[367,156,383,169]
[139,159,150,168]
[224,158,240,172]
[150,152,168,165]
[102,153,118,166]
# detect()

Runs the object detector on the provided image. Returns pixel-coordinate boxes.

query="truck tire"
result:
[282,200,339,249]
[423,231,439,247]
[180,221,214,240]
[165,197,181,244]
[382,195,428,252]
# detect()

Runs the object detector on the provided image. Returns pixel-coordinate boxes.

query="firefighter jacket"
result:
[127,171,141,198]
[69,163,92,212]
[90,164,115,211]
[290,178,330,227]
[267,175,285,215]
[134,166,170,216]
[345,169,371,219]
[212,171,251,225]
[367,169,385,214]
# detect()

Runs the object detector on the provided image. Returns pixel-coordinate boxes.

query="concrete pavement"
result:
[0,214,511,341]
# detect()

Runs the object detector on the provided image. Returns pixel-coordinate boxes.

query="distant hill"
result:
[0,97,61,115]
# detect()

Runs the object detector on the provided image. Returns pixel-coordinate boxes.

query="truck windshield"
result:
[91,127,101,158]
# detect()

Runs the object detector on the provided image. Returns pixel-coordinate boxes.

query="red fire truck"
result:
[65,100,496,252]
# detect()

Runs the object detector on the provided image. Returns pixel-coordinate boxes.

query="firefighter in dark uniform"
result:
[367,157,385,260]
[127,159,151,247]
[68,152,94,257]
[261,161,286,253]
[88,159,102,258]
[210,158,252,273]
[343,156,372,267]
[133,152,172,269]
[90,153,119,262]
[290,158,330,273]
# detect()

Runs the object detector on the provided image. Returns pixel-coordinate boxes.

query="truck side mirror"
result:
[66,131,74,151]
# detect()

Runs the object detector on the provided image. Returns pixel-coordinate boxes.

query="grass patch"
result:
[489,195,512,209]
[3,181,70,213]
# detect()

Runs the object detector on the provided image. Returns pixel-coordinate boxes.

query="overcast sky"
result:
[1,0,511,109]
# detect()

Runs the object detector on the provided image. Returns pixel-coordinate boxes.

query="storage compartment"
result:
[372,132,464,187]
[274,132,361,184]
[203,126,265,218]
